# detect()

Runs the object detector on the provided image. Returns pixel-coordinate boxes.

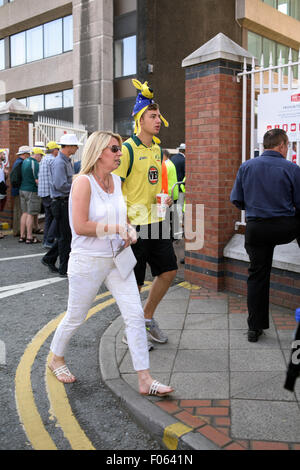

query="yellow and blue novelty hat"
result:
[131,79,169,144]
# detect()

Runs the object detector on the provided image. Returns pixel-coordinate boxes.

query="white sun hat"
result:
[58,134,83,146]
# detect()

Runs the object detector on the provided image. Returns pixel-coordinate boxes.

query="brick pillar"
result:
[0,99,33,227]
[182,34,252,291]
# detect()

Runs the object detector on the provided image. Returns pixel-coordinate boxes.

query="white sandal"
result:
[49,364,76,384]
[142,380,174,397]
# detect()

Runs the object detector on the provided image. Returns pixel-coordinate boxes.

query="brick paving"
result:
[154,289,300,450]
[156,398,300,450]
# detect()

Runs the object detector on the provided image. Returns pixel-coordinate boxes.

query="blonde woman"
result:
[48,131,174,397]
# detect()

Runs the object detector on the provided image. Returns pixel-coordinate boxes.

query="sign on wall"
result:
[0,148,9,168]
[258,89,300,143]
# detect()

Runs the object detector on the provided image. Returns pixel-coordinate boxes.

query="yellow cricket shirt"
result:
[113,135,163,225]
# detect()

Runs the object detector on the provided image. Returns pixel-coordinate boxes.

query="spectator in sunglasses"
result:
[47,130,174,398]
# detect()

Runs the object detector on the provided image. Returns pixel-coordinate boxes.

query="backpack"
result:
[10,160,23,188]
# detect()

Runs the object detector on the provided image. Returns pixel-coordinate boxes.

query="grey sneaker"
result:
[146,319,168,344]
[122,333,154,351]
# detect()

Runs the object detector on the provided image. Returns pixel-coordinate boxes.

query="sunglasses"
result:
[107,145,121,153]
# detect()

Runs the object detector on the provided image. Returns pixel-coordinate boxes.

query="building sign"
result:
[258,89,300,143]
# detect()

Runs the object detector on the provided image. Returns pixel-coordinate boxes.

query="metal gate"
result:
[235,49,300,229]
[29,116,88,163]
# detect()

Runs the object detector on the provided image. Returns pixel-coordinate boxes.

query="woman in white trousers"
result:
[48,131,174,397]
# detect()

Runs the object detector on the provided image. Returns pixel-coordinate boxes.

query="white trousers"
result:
[50,252,149,371]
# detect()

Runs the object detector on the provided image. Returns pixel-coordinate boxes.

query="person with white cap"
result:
[10,146,31,238]
[38,141,61,248]
[19,147,45,244]
[42,134,82,276]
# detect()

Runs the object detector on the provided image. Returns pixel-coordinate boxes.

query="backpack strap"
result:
[123,142,134,178]
[123,141,163,178]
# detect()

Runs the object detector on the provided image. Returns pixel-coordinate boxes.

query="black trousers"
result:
[43,198,71,275]
[41,196,57,244]
[245,216,300,330]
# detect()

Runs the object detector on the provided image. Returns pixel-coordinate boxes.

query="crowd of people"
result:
[2,78,299,396]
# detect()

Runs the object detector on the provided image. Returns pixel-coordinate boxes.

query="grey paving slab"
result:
[231,399,300,442]
[228,313,248,330]
[152,313,185,329]
[230,372,297,401]
[230,349,287,371]
[163,287,191,300]
[152,330,181,350]
[277,330,296,349]
[188,299,228,314]
[119,349,177,374]
[170,372,229,399]
[153,299,189,314]
[229,329,280,349]
[173,350,229,372]
[229,313,276,330]
[116,347,127,366]
[179,330,229,350]
[185,314,228,330]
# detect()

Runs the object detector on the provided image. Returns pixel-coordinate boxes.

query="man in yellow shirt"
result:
[114,81,178,347]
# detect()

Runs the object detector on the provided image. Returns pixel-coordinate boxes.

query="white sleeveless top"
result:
[69,173,127,257]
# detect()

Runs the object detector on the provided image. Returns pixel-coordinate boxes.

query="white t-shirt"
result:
[69,173,127,257]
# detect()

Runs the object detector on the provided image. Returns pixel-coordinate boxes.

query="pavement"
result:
[99,280,300,451]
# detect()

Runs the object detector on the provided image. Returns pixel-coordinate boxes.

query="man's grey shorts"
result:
[20,190,41,215]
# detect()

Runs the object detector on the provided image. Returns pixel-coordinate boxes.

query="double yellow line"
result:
[15,285,152,450]
[14,281,198,450]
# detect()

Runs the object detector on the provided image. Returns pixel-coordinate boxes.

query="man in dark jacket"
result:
[231,129,300,342]
[171,143,185,185]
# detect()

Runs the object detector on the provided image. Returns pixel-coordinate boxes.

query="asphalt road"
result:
[0,234,184,451]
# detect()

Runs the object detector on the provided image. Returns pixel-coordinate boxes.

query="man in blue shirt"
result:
[38,141,60,248]
[231,129,300,342]
[42,134,81,276]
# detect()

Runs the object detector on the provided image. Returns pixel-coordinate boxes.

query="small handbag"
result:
[110,241,137,280]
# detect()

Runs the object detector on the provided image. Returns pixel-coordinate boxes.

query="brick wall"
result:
[225,257,300,310]
[0,113,32,226]
[184,60,246,290]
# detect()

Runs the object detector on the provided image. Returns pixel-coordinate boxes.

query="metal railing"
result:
[29,116,88,163]
[235,49,300,229]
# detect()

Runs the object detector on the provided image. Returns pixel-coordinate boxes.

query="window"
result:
[63,89,73,107]
[278,0,289,14]
[10,31,26,67]
[26,26,43,63]
[20,89,73,112]
[9,15,73,68]
[27,95,44,112]
[248,32,262,62]
[262,0,300,20]
[44,19,63,58]
[248,31,298,77]
[0,39,4,70]
[114,35,136,78]
[45,91,63,109]
[63,15,73,52]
